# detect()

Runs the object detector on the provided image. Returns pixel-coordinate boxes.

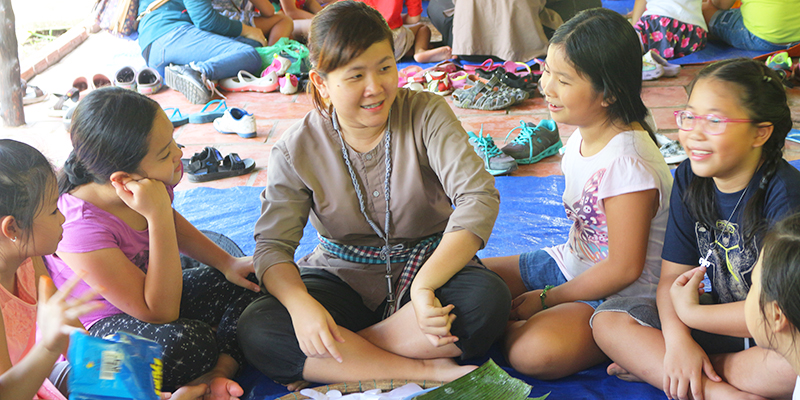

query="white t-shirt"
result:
[793,376,800,400]
[545,129,673,299]
[642,0,708,32]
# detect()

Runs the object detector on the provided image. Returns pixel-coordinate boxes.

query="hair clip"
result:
[763,76,773,83]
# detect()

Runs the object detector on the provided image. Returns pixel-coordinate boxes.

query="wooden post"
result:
[0,0,24,127]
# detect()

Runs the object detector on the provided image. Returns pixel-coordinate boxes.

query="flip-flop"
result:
[787,129,800,144]
[188,99,228,124]
[163,107,189,127]
[22,79,48,105]
[185,146,256,182]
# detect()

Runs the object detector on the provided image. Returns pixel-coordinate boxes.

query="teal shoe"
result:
[502,119,563,164]
[468,126,518,176]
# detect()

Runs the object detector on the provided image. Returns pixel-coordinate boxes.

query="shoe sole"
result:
[485,163,518,176]
[515,141,563,164]
[214,128,257,139]
[165,68,212,105]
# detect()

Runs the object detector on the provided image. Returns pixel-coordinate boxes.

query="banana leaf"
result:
[413,359,549,400]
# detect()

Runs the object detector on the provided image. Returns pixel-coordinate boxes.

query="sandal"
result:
[466,74,529,103]
[185,147,256,183]
[188,99,228,124]
[163,107,189,127]
[453,80,516,110]
[476,68,538,94]
[462,59,504,73]
[22,79,48,105]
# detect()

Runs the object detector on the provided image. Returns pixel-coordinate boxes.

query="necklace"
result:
[698,185,748,269]
[332,109,398,308]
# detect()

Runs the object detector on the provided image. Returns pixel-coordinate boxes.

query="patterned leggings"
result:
[87,231,259,392]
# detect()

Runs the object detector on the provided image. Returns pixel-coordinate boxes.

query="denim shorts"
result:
[519,249,603,309]
[709,8,798,52]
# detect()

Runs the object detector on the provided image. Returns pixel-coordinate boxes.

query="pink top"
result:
[43,186,175,328]
[0,258,66,400]
[358,0,422,30]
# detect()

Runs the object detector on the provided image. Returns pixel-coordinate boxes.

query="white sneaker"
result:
[213,108,256,139]
[658,136,688,164]
[644,49,680,77]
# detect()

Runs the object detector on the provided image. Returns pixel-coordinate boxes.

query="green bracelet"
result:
[540,285,554,310]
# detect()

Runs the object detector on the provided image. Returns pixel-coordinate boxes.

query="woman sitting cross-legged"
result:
[237,0,511,389]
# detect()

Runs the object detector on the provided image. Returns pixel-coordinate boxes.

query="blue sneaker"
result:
[502,119,563,164]
[468,127,518,176]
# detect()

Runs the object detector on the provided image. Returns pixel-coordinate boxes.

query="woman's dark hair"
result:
[58,87,160,195]
[306,0,394,117]
[0,140,56,244]
[682,58,791,242]
[759,212,800,343]
[549,7,655,142]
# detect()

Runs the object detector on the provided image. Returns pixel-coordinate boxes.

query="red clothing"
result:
[359,0,422,30]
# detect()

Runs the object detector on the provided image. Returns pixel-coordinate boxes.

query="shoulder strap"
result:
[137,0,171,21]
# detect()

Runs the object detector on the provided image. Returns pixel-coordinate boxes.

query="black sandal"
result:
[184,146,256,183]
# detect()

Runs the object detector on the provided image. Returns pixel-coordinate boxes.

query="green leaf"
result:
[413,359,532,400]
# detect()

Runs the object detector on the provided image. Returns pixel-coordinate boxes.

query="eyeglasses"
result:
[673,110,754,135]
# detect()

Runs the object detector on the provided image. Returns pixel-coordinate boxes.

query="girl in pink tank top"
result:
[0,140,100,400]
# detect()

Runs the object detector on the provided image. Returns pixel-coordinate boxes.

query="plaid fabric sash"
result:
[317,233,443,317]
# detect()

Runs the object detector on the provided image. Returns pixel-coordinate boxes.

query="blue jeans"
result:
[145,24,262,81]
[709,8,799,52]
[518,250,603,309]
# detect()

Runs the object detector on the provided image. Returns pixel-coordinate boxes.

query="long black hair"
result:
[0,140,56,244]
[58,87,161,195]
[759,212,800,345]
[682,58,791,243]
[549,7,655,143]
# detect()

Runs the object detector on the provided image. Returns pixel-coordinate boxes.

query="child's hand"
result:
[410,288,458,347]
[509,290,544,320]
[111,176,172,220]
[663,336,721,400]
[37,275,102,355]
[241,24,267,47]
[288,296,345,362]
[403,14,420,25]
[219,256,260,292]
[670,266,705,323]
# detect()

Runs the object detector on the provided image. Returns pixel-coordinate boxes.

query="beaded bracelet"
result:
[540,285,554,310]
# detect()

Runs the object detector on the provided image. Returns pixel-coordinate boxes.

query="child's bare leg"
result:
[291,18,313,41]
[709,348,795,399]
[407,24,453,63]
[593,312,767,400]
[302,327,475,383]
[505,302,606,380]
[254,14,294,45]
[702,1,720,28]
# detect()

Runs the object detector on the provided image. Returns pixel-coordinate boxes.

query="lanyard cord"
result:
[332,109,398,307]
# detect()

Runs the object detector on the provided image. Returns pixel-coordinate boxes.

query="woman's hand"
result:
[410,288,458,347]
[111,176,172,221]
[663,336,721,400]
[288,296,345,362]
[217,256,260,292]
[240,24,267,47]
[37,275,101,355]
[670,266,705,324]
[509,290,544,320]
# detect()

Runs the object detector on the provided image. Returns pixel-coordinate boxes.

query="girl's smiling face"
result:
[539,45,607,129]
[679,78,772,191]
[135,110,183,186]
[311,39,398,137]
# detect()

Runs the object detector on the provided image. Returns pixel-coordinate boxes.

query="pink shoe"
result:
[262,54,292,78]
[279,74,299,94]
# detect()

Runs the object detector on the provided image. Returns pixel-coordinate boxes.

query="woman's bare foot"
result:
[423,358,477,382]
[285,380,312,392]
[414,46,454,63]
[606,362,644,383]
[160,384,208,400]
[186,372,244,400]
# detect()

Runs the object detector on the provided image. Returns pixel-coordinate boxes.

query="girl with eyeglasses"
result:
[593,57,800,400]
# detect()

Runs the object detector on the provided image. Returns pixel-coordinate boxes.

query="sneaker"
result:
[213,107,256,138]
[136,67,163,95]
[468,127,518,176]
[642,56,664,81]
[643,49,680,77]
[766,51,794,87]
[165,64,213,104]
[279,74,299,95]
[657,134,688,164]
[501,119,563,164]
[114,66,137,90]
[262,54,292,78]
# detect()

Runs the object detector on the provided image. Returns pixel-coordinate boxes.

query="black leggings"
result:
[238,265,512,383]
[87,231,259,392]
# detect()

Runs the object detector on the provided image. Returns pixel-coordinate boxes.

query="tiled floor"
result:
[3,31,800,192]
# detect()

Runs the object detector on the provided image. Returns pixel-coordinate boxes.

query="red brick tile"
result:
[508,97,550,114]
[251,169,270,188]
[243,101,314,120]
[175,119,273,144]
[642,67,698,87]
[651,107,680,132]
[228,91,295,105]
[642,86,688,108]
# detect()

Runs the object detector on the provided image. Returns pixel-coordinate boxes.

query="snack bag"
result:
[67,331,162,400]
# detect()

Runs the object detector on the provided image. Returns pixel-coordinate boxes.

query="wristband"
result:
[540,285,554,310]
